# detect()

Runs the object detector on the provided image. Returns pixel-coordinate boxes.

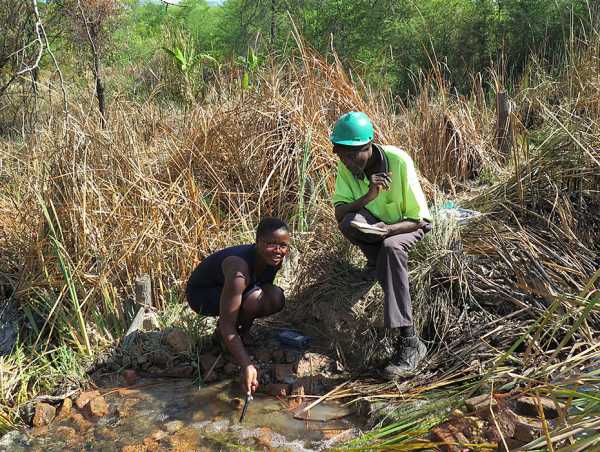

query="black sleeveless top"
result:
[186,244,278,293]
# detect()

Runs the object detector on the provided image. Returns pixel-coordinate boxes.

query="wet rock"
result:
[169,426,203,450]
[254,348,271,363]
[56,397,72,420]
[56,426,77,441]
[32,402,56,427]
[71,412,92,432]
[272,350,284,363]
[322,428,354,442]
[256,427,272,448]
[514,416,544,442]
[165,419,184,433]
[143,436,160,449]
[165,329,191,354]
[75,390,101,409]
[265,383,289,397]
[122,445,145,452]
[117,397,141,418]
[230,398,244,409]
[515,396,564,419]
[85,395,109,418]
[198,353,222,374]
[97,427,117,440]
[272,364,294,383]
[123,369,139,385]
[151,429,169,441]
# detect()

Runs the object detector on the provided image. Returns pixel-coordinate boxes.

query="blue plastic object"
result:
[277,330,311,349]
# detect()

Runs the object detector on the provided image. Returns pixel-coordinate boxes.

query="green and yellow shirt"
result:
[332,145,430,224]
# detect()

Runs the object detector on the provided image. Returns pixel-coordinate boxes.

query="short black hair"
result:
[256,217,289,240]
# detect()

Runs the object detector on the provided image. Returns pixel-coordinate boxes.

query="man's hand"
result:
[364,172,391,202]
[241,364,259,394]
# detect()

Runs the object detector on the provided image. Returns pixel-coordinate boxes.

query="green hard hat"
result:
[330,111,374,146]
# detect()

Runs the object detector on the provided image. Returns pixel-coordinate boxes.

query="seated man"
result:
[186,217,290,394]
[330,111,432,378]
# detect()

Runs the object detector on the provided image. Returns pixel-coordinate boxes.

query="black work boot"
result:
[383,336,427,379]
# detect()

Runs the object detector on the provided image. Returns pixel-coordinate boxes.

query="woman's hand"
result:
[241,364,259,394]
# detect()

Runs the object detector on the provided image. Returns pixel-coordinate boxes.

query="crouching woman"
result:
[186,218,290,395]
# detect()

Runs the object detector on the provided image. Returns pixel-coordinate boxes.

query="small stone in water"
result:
[97,427,117,440]
[75,390,101,409]
[143,436,160,449]
[256,427,273,448]
[56,426,77,439]
[121,445,145,452]
[230,397,244,409]
[165,420,184,433]
[71,412,92,432]
[151,429,169,441]
[122,369,139,386]
[85,395,109,418]
[265,383,289,398]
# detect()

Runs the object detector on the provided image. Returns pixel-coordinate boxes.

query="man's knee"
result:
[381,237,410,256]
[337,213,355,235]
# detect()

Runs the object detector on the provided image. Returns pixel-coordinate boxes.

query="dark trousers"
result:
[338,209,430,329]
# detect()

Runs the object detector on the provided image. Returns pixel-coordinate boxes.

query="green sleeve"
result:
[332,162,354,206]
[400,154,431,221]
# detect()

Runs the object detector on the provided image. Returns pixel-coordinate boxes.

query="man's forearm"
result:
[335,195,371,222]
[385,220,423,237]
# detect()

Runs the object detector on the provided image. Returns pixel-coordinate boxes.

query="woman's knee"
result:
[261,284,285,314]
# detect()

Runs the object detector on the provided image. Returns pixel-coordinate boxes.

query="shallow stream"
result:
[1,379,362,451]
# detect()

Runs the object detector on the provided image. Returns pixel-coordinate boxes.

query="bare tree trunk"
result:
[93,54,106,128]
[270,0,276,50]
[495,90,512,157]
